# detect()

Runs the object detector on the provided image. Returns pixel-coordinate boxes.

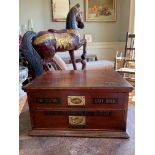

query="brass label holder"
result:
[68,96,85,106]
[69,116,86,126]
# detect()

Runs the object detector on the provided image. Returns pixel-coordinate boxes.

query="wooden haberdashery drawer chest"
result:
[23,69,133,138]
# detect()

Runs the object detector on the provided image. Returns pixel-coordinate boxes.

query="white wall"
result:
[19,0,130,60]
[128,0,135,33]
[57,42,125,61]
[19,0,130,41]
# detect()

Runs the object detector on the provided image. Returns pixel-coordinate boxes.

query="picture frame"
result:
[85,0,117,22]
[52,0,70,21]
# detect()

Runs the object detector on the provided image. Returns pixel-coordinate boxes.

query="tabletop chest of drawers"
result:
[23,69,133,138]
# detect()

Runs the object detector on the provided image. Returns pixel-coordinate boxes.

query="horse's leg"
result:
[43,59,50,71]
[69,50,77,70]
[81,39,87,70]
[42,49,56,71]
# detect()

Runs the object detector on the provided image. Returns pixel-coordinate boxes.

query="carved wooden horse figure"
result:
[32,3,87,70]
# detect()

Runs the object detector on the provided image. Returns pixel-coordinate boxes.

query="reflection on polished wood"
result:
[23,69,133,138]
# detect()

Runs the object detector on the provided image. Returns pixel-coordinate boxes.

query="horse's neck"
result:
[66,10,77,29]
[67,29,80,38]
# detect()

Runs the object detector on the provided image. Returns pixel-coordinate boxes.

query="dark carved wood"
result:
[23,69,133,138]
[21,31,44,79]
[32,3,87,71]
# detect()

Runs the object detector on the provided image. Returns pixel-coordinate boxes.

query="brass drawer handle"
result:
[68,96,85,106]
[69,116,86,125]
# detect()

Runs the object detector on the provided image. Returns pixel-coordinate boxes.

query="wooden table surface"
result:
[23,70,133,92]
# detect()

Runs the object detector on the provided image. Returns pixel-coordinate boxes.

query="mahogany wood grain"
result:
[23,70,133,92]
[32,110,125,130]
[23,69,133,138]
[29,130,129,138]
[27,91,129,110]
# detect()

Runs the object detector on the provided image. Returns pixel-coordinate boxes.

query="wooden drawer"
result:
[32,109,126,131]
[27,90,129,110]
[23,70,133,137]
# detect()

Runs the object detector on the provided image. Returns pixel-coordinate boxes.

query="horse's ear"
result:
[71,3,80,15]
[75,3,80,8]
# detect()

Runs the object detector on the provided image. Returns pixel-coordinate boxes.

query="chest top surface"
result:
[23,70,133,92]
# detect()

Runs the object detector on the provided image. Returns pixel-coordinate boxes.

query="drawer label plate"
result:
[68,96,85,106]
[43,110,112,116]
[36,98,61,104]
[93,98,118,104]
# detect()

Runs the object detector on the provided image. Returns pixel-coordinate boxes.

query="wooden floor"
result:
[19,91,135,155]
[19,95,27,115]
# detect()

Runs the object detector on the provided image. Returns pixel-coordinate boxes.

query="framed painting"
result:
[85,0,117,22]
[52,0,70,21]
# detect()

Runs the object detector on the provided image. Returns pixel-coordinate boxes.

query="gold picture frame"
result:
[85,0,117,22]
[52,0,70,21]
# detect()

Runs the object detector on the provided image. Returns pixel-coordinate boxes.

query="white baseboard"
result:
[57,42,125,61]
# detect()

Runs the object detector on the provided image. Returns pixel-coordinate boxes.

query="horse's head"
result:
[74,4,84,29]
[76,11,84,29]
[66,3,84,29]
